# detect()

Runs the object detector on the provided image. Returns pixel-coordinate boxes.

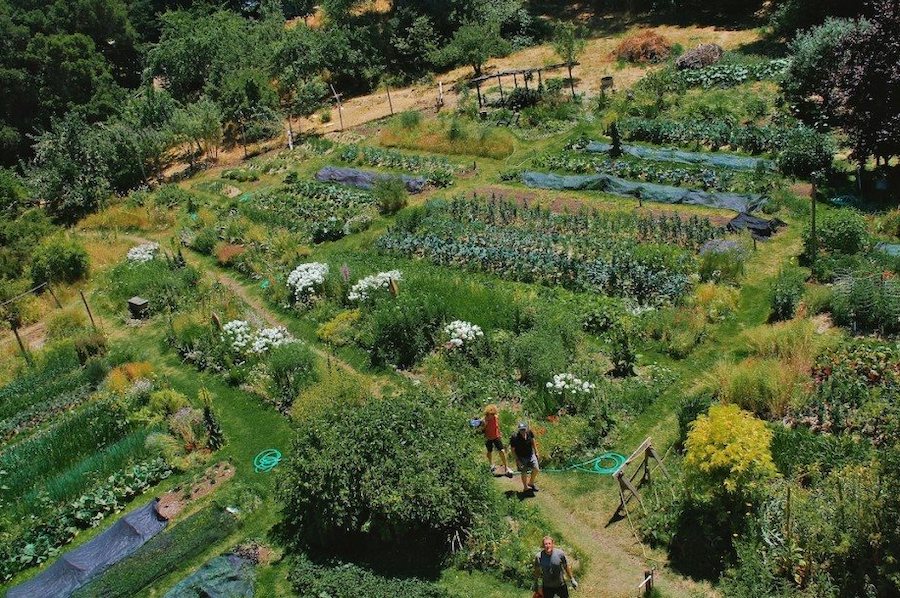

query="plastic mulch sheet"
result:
[520,171,767,213]
[8,500,167,598]
[164,554,255,598]
[726,212,786,238]
[315,165,427,194]
[585,142,775,172]
[876,243,900,257]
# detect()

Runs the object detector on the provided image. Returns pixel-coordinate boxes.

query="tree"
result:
[277,392,494,560]
[769,0,866,39]
[684,403,777,498]
[28,112,112,224]
[215,68,281,151]
[172,99,223,164]
[273,24,326,140]
[0,168,28,217]
[552,22,587,99]
[832,1,900,166]
[283,0,316,21]
[433,21,510,76]
[783,18,866,126]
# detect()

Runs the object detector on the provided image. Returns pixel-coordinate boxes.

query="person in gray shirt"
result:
[533,536,577,597]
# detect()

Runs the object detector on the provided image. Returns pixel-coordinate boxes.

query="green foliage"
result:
[805,208,868,257]
[373,176,408,216]
[619,116,798,155]
[0,209,56,281]
[685,403,777,497]
[432,21,511,76]
[30,235,90,285]
[770,424,871,478]
[362,291,448,369]
[0,457,171,582]
[288,557,450,598]
[769,266,806,321]
[398,110,422,129]
[776,127,835,179]
[677,392,715,448]
[830,269,900,335]
[699,240,746,285]
[74,507,240,597]
[266,342,318,411]
[192,227,219,255]
[104,259,202,316]
[338,144,457,187]
[278,393,495,561]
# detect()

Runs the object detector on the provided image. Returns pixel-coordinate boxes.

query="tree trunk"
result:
[568,63,576,99]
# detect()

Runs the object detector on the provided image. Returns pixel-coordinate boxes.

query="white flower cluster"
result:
[251,326,291,354]
[444,320,483,348]
[348,270,401,302]
[287,262,329,301]
[546,373,596,395]
[222,320,253,353]
[127,242,160,263]
[223,320,294,356]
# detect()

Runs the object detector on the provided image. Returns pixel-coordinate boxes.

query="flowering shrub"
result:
[126,242,160,263]
[443,320,484,349]
[348,270,401,302]
[546,373,596,396]
[222,319,293,358]
[287,262,329,303]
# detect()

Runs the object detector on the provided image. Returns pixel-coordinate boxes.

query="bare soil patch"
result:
[156,461,235,521]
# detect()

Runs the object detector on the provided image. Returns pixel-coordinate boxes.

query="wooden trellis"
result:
[613,437,669,516]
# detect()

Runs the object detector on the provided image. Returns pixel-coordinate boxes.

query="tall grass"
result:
[708,358,802,418]
[378,115,516,160]
[0,399,132,500]
[742,318,834,368]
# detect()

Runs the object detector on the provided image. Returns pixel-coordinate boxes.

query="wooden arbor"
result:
[613,437,669,517]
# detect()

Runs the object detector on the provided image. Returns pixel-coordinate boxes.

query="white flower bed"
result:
[546,373,596,395]
[444,320,483,349]
[251,326,291,354]
[127,242,160,263]
[287,262,329,301]
[223,320,294,356]
[348,270,401,302]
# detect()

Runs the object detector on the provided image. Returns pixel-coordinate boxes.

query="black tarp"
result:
[315,166,426,194]
[726,212,785,238]
[8,500,167,598]
[520,171,767,213]
[584,142,775,172]
[164,554,255,598]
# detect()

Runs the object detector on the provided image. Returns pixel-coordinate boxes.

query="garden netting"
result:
[584,142,775,172]
[164,554,255,598]
[877,243,900,257]
[315,165,426,193]
[726,212,785,238]
[520,171,767,213]
[7,500,167,598]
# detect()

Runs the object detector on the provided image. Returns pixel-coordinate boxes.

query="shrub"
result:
[192,227,219,255]
[291,367,369,421]
[691,283,739,322]
[398,110,422,129]
[148,389,190,417]
[45,308,89,340]
[154,185,194,208]
[266,342,318,411]
[677,392,715,449]
[373,176,408,216]
[317,310,361,346]
[277,393,495,561]
[698,239,746,285]
[362,292,447,369]
[804,209,868,257]
[776,127,835,179]
[614,30,673,64]
[878,208,900,239]
[73,331,108,365]
[30,236,90,285]
[769,266,807,321]
[675,44,724,70]
[830,269,900,334]
[685,403,777,498]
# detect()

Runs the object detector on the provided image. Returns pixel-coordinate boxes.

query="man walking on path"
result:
[533,536,577,597]
[510,421,540,493]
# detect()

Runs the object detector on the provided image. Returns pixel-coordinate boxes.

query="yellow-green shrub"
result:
[291,367,370,421]
[316,309,361,347]
[685,403,777,496]
[690,283,739,322]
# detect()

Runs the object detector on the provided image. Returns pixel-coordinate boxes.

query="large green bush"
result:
[266,342,318,411]
[805,208,868,257]
[361,292,448,369]
[277,392,495,562]
[288,558,450,598]
[769,266,806,321]
[30,236,89,285]
[776,127,834,179]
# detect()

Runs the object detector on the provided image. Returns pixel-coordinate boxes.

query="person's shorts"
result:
[485,438,504,452]
[516,454,540,472]
[542,585,569,598]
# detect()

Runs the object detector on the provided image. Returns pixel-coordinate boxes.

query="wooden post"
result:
[537,69,543,90]
[385,84,394,116]
[437,81,444,110]
[330,84,344,132]
[80,290,97,330]
[475,81,483,108]
[524,72,529,91]
[46,284,62,309]
[497,76,504,102]
[513,73,519,88]
[11,325,32,366]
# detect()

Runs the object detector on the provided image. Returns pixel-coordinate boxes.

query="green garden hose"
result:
[544,452,626,475]
[253,449,282,473]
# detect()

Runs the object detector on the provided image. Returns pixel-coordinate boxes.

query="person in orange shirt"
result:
[480,404,513,477]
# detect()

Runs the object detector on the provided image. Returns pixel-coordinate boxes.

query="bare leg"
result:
[499,449,509,472]
[529,466,539,488]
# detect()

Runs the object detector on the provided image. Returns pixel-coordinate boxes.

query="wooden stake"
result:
[80,290,97,330]
[330,84,344,132]
[47,284,62,308]
[385,84,394,116]
[11,325,32,366]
